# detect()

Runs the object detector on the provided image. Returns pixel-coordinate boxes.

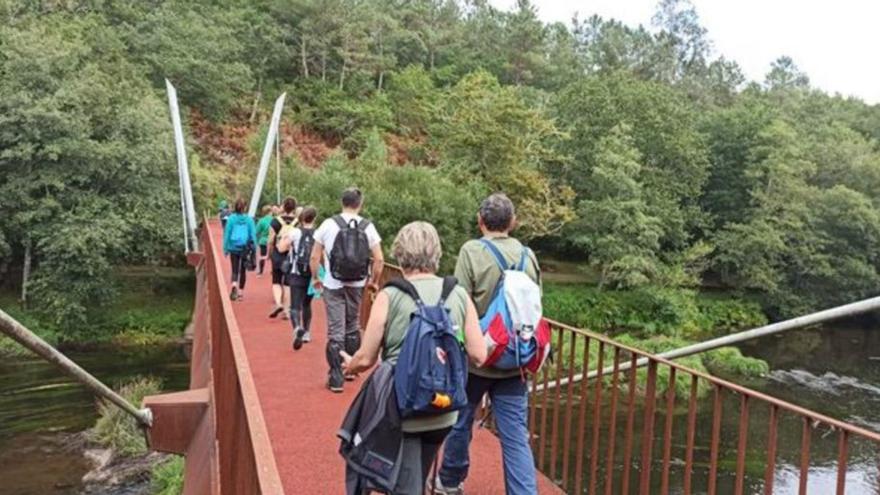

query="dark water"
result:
[0,345,189,495]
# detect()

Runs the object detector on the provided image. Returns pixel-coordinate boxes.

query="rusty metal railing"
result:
[531,319,880,495]
[202,218,284,494]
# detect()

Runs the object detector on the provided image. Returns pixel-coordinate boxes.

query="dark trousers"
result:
[230,253,247,289]
[324,287,363,384]
[289,281,313,333]
[402,427,451,493]
[258,244,268,274]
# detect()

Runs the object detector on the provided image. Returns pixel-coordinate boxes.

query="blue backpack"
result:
[229,217,250,250]
[385,277,468,418]
[479,239,551,373]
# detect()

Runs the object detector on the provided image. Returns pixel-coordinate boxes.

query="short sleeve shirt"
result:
[313,213,381,290]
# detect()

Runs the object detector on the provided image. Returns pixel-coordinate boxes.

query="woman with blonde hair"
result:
[342,221,486,492]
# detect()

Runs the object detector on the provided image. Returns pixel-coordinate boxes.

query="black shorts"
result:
[271,251,288,285]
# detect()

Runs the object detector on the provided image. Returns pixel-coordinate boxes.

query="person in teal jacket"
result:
[255,205,274,275]
[223,198,258,301]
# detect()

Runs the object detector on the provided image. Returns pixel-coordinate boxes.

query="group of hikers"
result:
[221,189,549,494]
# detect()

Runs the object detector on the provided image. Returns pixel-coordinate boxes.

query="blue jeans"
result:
[439,374,537,494]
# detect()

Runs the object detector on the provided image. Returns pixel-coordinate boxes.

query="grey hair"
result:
[479,193,515,232]
[392,221,442,273]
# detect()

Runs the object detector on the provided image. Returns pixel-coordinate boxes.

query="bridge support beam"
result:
[143,388,210,455]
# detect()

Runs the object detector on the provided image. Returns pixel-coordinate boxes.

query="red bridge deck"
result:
[207,220,561,493]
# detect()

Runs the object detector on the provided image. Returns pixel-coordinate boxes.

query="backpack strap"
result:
[480,239,514,271]
[516,248,529,271]
[357,219,371,232]
[440,276,458,302]
[384,277,422,304]
[332,215,347,229]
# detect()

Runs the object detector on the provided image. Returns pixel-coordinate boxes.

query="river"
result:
[0,344,189,495]
[0,325,877,494]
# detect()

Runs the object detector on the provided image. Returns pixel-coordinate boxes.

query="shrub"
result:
[151,455,185,495]
[90,376,162,456]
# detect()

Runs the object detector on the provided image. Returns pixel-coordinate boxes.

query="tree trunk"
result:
[300,36,309,78]
[248,77,262,123]
[339,60,346,90]
[429,49,435,71]
[321,52,327,82]
[21,241,31,308]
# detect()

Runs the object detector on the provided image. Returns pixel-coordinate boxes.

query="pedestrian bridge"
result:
[142,218,880,494]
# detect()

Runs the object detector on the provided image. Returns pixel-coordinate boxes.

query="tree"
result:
[429,71,574,238]
[574,125,662,288]
[0,16,177,328]
[765,55,809,90]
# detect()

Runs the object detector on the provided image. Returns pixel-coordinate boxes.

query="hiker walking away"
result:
[218,199,231,228]
[278,206,319,350]
[310,187,383,393]
[255,205,273,276]
[435,193,542,495]
[340,221,486,493]
[223,198,258,301]
[267,197,298,319]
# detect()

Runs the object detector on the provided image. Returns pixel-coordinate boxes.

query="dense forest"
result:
[2,0,880,337]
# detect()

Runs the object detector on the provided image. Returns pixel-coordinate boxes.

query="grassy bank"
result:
[0,266,193,355]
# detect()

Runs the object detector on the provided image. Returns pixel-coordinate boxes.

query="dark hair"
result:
[282,197,297,213]
[234,198,247,214]
[341,187,363,209]
[479,193,515,232]
[299,206,317,224]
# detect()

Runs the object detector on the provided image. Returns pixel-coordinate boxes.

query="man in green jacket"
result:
[255,205,274,275]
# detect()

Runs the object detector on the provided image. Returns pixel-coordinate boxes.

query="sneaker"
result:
[230,287,238,301]
[302,331,311,343]
[281,311,289,320]
[293,328,305,351]
[429,478,464,495]
[269,305,284,318]
[344,373,356,382]
[327,378,344,393]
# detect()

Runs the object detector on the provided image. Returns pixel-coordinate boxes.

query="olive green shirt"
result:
[382,276,469,432]
[454,235,541,379]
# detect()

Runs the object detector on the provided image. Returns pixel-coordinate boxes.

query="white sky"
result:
[490,0,880,104]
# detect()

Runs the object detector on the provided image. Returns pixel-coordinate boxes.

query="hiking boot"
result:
[429,478,464,495]
[230,287,238,301]
[269,305,284,318]
[293,328,305,351]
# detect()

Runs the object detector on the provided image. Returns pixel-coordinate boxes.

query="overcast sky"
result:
[489,0,880,104]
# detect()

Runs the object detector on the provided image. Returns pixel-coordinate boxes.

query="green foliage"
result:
[151,455,185,495]
[284,132,480,271]
[430,71,574,238]
[0,15,178,329]
[90,376,162,456]
[543,282,765,339]
[703,347,770,377]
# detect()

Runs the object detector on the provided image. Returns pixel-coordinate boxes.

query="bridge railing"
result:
[202,219,284,494]
[376,263,880,494]
[533,320,880,495]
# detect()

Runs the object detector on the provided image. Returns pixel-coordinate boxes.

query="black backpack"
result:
[329,215,372,282]
[294,228,315,277]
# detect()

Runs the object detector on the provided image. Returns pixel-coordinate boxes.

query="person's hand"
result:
[312,277,324,292]
[367,282,380,293]
[340,350,353,373]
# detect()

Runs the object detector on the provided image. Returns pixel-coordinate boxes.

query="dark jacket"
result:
[338,362,403,494]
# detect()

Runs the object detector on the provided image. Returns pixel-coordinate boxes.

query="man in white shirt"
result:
[310,188,383,392]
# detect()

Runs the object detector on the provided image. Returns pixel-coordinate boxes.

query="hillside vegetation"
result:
[2,0,880,334]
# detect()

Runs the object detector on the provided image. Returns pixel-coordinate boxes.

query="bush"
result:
[703,346,770,377]
[151,455,185,495]
[542,282,765,339]
[90,377,162,456]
